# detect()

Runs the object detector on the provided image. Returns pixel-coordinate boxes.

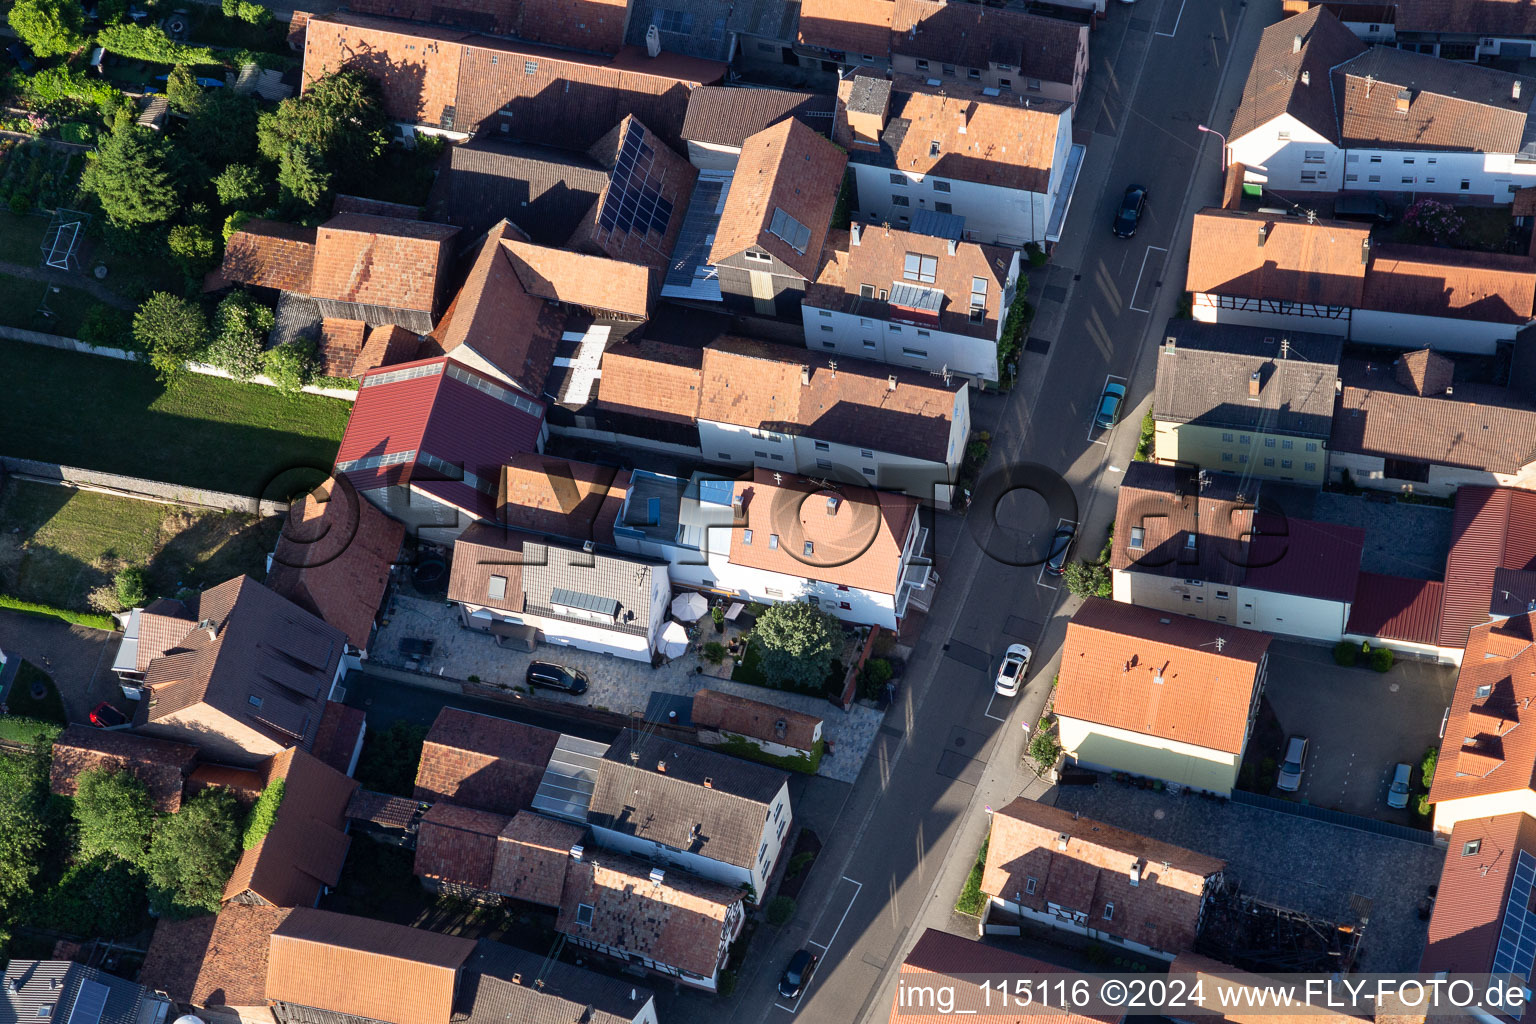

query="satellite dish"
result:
[645,23,660,57]
[174,1015,205,1024]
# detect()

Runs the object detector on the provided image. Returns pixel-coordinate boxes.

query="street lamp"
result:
[1197,124,1229,172]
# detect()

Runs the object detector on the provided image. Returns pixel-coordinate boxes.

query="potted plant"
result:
[711,605,725,634]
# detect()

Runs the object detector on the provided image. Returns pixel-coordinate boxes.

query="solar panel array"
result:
[1492,849,1536,984]
[768,207,812,253]
[65,981,110,1024]
[598,122,675,237]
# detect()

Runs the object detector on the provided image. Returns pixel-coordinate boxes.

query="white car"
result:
[1387,762,1412,809]
[1276,736,1308,793]
[995,644,1031,696]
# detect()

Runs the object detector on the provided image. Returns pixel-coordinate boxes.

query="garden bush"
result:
[1370,647,1395,672]
[113,565,146,608]
[97,23,221,66]
[858,656,893,700]
[264,336,316,393]
[702,641,726,664]
[765,896,796,926]
[1332,641,1359,667]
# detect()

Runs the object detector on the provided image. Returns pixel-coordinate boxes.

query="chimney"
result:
[582,539,594,553]
[656,760,667,772]
[1293,33,1302,53]
[1154,672,1165,685]
[850,223,861,246]
[649,867,666,885]
[1257,222,1269,247]
[1056,832,1069,851]
[946,238,957,256]
[1130,862,1142,887]
[1165,334,1176,351]
[1301,70,1310,86]
[1518,81,1524,102]
[511,973,523,986]
[801,366,810,386]
[1361,236,1371,265]
[1396,89,1411,114]
[1249,371,1261,397]
[1336,376,1343,393]
[703,776,713,788]
[570,844,584,861]
[887,374,898,391]
[842,76,891,147]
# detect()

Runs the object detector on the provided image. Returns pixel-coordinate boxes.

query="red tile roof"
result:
[1055,599,1272,755]
[571,115,698,276]
[1344,572,1445,646]
[309,213,459,319]
[334,356,546,522]
[1229,6,1366,144]
[265,476,405,651]
[216,219,317,293]
[982,798,1224,957]
[310,701,366,777]
[140,904,293,1009]
[490,812,586,907]
[798,0,894,58]
[1362,244,1536,326]
[594,341,703,425]
[1168,952,1371,1024]
[222,747,358,907]
[352,324,421,377]
[895,929,1126,1024]
[413,707,559,816]
[314,318,368,378]
[691,689,823,752]
[413,802,510,891]
[890,0,1086,91]
[1427,614,1536,808]
[497,453,630,547]
[710,118,847,280]
[49,725,199,813]
[1438,487,1536,649]
[1333,46,1536,153]
[1187,209,1370,307]
[501,239,653,318]
[185,762,265,804]
[344,0,629,52]
[1422,813,1536,975]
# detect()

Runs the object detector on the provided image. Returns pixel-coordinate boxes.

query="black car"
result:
[525,661,589,695]
[1113,184,1147,238]
[1045,525,1076,576]
[778,949,820,999]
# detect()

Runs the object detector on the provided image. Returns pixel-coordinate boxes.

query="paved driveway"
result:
[1261,640,1455,819]
[0,608,121,723]
[1054,783,1443,972]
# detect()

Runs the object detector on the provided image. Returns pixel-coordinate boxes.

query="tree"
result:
[165,65,204,115]
[183,90,260,169]
[145,787,242,916]
[257,70,389,208]
[354,721,427,796]
[0,742,51,922]
[8,0,87,58]
[133,292,209,384]
[213,163,264,207]
[96,23,219,65]
[73,768,155,867]
[207,291,274,382]
[30,856,148,939]
[168,223,220,279]
[114,565,146,608]
[753,601,840,693]
[79,305,134,353]
[1062,559,1111,599]
[263,336,315,394]
[223,210,254,242]
[221,0,269,23]
[80,114,180,228]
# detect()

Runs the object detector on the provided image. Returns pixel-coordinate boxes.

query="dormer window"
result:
[743,529,753,545]
[929,140,941,157]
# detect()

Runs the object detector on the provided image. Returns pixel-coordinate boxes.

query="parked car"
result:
[1387,762,1412,809]
[1095,381,1127,430]
[89,702,128,728]
[1045,525,1076,576]
[1333,194,1393,225]
[995,644,1032,697]
[778,949,820,999]
[1276,736,1309,793]
[1113,185,1147,238]
[526,661,589,695]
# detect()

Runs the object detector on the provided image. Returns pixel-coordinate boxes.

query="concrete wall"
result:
[1433,790,1536,835]
[461,604,654,660]
[985,896,1179,961]
[1192,293,1352,337]
[1351,308,1516,354]
[1153,422,1328,485]
[685,138,740,172]
[699,548,900,629]
[1328,449,1536,499]
[1112,570,1351,641]
[1,456,292,515]
[801,295,1007,383]
[1057,716,1240,795]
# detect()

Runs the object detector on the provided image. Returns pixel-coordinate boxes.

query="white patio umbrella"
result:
[670,591,709,622]
[660,621,690,659]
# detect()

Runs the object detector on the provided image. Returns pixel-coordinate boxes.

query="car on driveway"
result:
[1387,762,1412,809]
[1045,525,1076,576]
[1095,382,1127,430]
[525,661,589,695]
[89,701,128,728]
[778,949,820,999]
[1113,185,1147,238]
[995,644,1031,696]
[1277,735,1309,793]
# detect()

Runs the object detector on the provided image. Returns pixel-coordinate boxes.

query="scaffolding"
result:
[1195,880,1366,973]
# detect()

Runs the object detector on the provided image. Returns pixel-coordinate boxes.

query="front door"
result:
[749,270,776,316]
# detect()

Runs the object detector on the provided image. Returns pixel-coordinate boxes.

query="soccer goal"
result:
[40,208,90,272]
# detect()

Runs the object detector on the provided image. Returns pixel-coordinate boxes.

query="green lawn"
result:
[0,272,95,337]
[0,213,51,265]
[0,340,349,495]
[954,836,990,916]
[0,478,280,613]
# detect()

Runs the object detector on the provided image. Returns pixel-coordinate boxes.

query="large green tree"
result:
[256,70,389,209]
[145,787,242,917]
[7,0,87,58]
[207,290,274,382]
[183,90,261,169]
[133,292,209,384]
[73,768,155,867]
[80,114,180,228]
[753,601,841,693]
[0,743,51,926]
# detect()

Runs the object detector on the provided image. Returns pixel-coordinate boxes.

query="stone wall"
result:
[1,457,290,516]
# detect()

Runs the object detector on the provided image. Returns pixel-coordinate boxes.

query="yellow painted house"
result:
[1054,598,1272,796]
[1151,320,1340,486]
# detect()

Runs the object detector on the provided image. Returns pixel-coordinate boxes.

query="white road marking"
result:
[1128,246,1168,313]
[984,688,1007,722]
[1035,517,1078,589]
[776,877,863,1014]
[1087,373,1129,445]
[1156,0,1187,37]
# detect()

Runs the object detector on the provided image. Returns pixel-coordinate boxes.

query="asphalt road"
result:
[712,2,1272,1022]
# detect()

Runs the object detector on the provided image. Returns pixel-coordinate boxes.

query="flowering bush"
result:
[1404,197,1464,243]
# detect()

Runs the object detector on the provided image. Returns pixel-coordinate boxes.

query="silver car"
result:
[1276,736,1308,793]
[1387,762,1412,809]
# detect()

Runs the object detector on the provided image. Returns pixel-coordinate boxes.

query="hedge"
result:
[0,594,117,631]
[97,24,222,66]
[0,715,64,745]
[241,776,284,849]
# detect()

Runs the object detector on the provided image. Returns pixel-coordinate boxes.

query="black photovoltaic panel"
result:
[596,122,674,239]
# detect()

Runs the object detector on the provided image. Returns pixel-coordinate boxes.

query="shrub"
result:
[1134,410,1155,462]
[955,837,989,915]
[114,565,146,608]
[966,439,990,463]
[165,65,203,115]
[222,0,270,22]
[168,223,220,278]
[97,23,220,66]
[753,602,842,694]
[78,305,134,353]
[1023,241,1048,267]
[207,290,274,382]
[1332,641,1359,667]
[1416,794,1431,818]
[8,0,88,59]
[1062,559,1111,599]
[263,336,316,394]
[30,855,148,939]
[133,292,209,384]
[1403,197,1464,244]
[765,896,796,926]
[1029,730,1062,775]
[1370,646,1395,673]
[1421,747,1438,789]
[703,641,726,664]
[16,66,124,115]
[222,209,254,241]
[241,777,285,850]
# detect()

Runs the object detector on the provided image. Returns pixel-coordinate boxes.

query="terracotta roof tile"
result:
[595,341,704,425]
[310,700,367,776]
[308,213,459,319]
[344,0,629,52]
[1423,813,1536,975]
[346,789,425,830]
[1438,487,1536,648]
[1428,614,1536,807]
[218,219,317,293]
[222,747,358,907]
[710,118,847,280]
[333,194,422,220]
[692,689,823,751]
[1344,572,1444,645]
[1229,7,1366,144]
[1361,244,1536,325]
[458,939,653,1024]
[185,762,265,803]
[1169,952,1371,1024]
[797,0,894,58]
[681,86,835,148]
[414,802,510,891]
[496,453,630,547]
[445,524,527,617]
[726,467,918,595]
[1187,209,1371,307]
[1394,0,1536,34]
[1055,599,1272,756]
[1333,46,1536,152]
[266,476,406,651]
[351,323,421,377]
[1397,347,1455,395]
[266,907,477,1024]
[890,0,1085,88]
[570,115,699,275]
[501,238,652,318]
[140,904,292,1008]
[982,798,1224,957]
[49,726,197,813]
[489,812,587,907]
[557,852,744,978]
[133,608,195,673]
[314,318,368,378]
[413,707,560,816]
